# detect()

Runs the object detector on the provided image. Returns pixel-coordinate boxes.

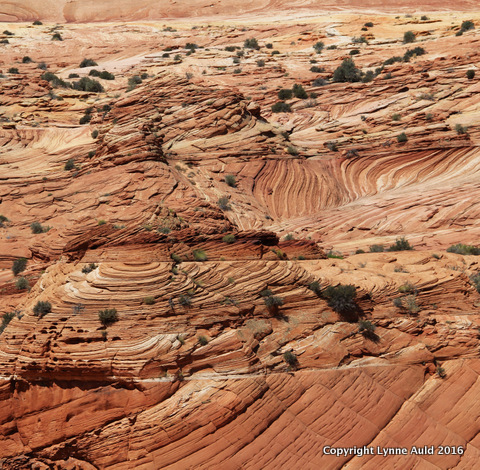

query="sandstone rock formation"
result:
[1,6,480,469]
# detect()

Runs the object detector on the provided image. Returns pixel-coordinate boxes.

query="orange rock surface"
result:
[1,4,480,469]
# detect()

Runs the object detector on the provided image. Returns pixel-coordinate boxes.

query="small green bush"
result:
[12,258,27,276]
[387,237,413,251]
[31,222,48,234]
[358,320,376,338]
[222,234,236,243]
[403,31,416,43]
[323,284,357,314]
[278,89,293,100]
[198,335,209,346]
[22,56,33,63]
[256,59,265,67]
[308,281,322,296]
[178,294,192,306]
[193,249,208,261]
[218,196,231,210]
[244,38,259,49]
[470,273,480,293]
[292,83,307,99]
[283,351,298,367]
[466,69,475,80]
[447,244,480,255]
[272,101,292,113]
[51,32,63,41]
[350,49,360,55]
[82,263,97,274]
[98,308,118,326]
[0,312,15,335]
[369,244,384,253]
[225,174,236,187]
[263,295,284,312]
[171,253,182,263]
[64,159,75,171]
[460,20,474,32]
[72,77,104,93]
[397,132,408,143]
[455,123,467,135]
[420,16,428,21]
[391,113,401,121]
[364,22,374,27]
[15,277,28,290]
[287,146,298,155]
[144,296,155,305]
[403,47,426,62]
[313,41,324,53]
[33,20,43,25]
[8,68,19,74]
[333,58,361,83]
[33,301,52,317]
[80,58,98,68]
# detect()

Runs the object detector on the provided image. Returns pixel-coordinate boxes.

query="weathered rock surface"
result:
[1,7,480,469]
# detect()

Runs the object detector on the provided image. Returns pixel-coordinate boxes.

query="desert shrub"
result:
[398,282,416,294]
[225,174,236,187]
[144,296,155,305]
[420,15,428,21]
[272,101,292,113]
[352,36,367,44]
[197,335,209,345]
[171,253,182,263]
[310,66,324,73]
[466,69,475,79]
[260,289,273,297]
[89,69,115,80]
[403,47,426,61]
[8,68,19,74]
[455,123,467,134]
[33,20,43,25]
[98,308,118,326]
[326,141,338,151]
[222,234,236,243]
[388,237,413,251]
[178,294,192,306]
[185,42,198,51]
[470,273,480,293]
[392,113,401,121]
[30,222,48,234]
[355,249,365,254]
[460,20,474,32]
[91,130,99,139]
[312,77,328,86]
[333,58,361,83]
[193,249,208,261]
[364,22,374,27]
[287,146,298,155]
[64,159,75,171]
[263,295,284,311]
[41,72,70,88]
[225,46,236,52]
[313,41,324,53]
[403,294,420,313]
[308,281,322,296]
[323,284,357,314]
[51,32,63,41]
[82,263,97,274]
[12,258,27,276]
[15,277,28,290]
[397,132,408,143]
[271,50,280,55]
[0,215,8,227]
[284,233,294,240]
[217,196,231,210]
[362,70,375,83]
[403,31,416,43]
[292,83,308,99]
[278,88,293,100]
[326,45,337,50]
[68,73,79,78]
[447,244,480,255]
[383,56,403,66]
[436,366,446,378]
[72,77,104,92]
[33,301,52,317]
[283,351,298,367]
[233,57,240,64]
[22,56,33,63]
[97,220,106,225]
[358,320,376,336]
[80,58,98,68]
[256,59,265,67]
[38,62,47,70]
[369,244,384,253]
[350,49,360,55]
[0,312,15,335]
[244,38,259,49]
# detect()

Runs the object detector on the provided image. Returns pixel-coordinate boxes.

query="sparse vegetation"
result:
[80,58,98,68]
[98,308,118,326]
[447,244,480,255]
[33,301,52,318]
[392,113,401,121]
[455,123,467,135]
[8,68,19,74]
[244,38,259,49]
[333,58,361,83]
[224,174,236,187]
[313,41,324,53]
[222,234,236,243]
[287,145,298,155]
[0,312,16,335]
[358,320,376,339]
[64,159,75,171]
[12,258,27,276]
[403,47,426,62]
[388,237,413,251]
[397,132,408,143]
[143,296,155,305]
[89,69,115,80]
[308,281,322,297]
[369,244,384,253]
[403,31,416,43]
[178,294,192,306]
[466,69,475,80]
[15,277,28,290]
[277,88,293,100]
[271,101,291,113]
[263,294,284,313]
[82,263,97,274]
[292,83,307,99]
[193,249,208,261]
[218,196,231,210]
[30,222,49,234]
[460,20,474,32]
[22,56,33,63]
[323,284,357,314]
[197,335,209,346]
[51,32,63,41]
[283,351,298,367]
